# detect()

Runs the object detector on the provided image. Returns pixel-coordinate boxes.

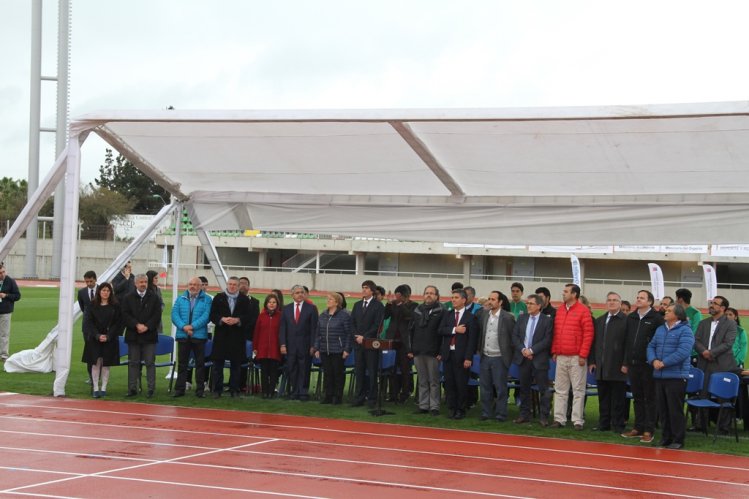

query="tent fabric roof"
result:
[72,102,749,245]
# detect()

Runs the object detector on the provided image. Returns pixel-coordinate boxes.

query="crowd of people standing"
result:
[72,264,748,449]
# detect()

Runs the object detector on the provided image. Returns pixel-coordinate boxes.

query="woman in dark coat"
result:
[82,282,122,398]
[252,294,282,398]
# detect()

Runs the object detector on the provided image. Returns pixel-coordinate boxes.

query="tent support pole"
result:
[185,202,228,291]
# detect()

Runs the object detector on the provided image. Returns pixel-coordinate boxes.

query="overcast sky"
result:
[2,0,749,184]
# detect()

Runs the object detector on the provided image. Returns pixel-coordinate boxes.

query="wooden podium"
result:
[364,338,400,416]
[363,338,399,351]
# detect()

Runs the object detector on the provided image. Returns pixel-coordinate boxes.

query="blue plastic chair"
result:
[117,336,129,366]
[686,371,740,442]
[468,354,481,387]
[154,334,176,392]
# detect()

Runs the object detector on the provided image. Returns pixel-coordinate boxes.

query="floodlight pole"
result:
[25,0,42,278]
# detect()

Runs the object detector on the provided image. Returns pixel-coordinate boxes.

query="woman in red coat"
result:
[253,294,282,398]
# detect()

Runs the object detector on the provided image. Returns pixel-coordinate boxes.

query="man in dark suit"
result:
[209,276,252,397]
[512,293,553,426]
[279,284,319,401]
[439,288,477,420]
[694,295,738,432]
[350,280,385,407]
[112,261,135,303]
[236,276,260,394]
[589,292,629,433]
[384,284,418,403]
[476,290,516,422]
[121,274,162,397]
[77,270,98,385]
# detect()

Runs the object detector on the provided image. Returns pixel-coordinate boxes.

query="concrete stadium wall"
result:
[4,238,749,308]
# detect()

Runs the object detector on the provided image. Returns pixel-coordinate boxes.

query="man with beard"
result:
[408,285,444,415]
[693,295,738,433]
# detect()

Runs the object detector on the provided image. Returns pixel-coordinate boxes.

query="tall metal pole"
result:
[50,0,71,279]
[25,0,43,278]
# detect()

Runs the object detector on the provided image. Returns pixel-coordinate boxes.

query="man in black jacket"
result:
[384,284,418,403]
[0,263,21,362]
[77,270,98,384]
[409,285,444,415]
[236,276,260,394]
[350,280,385,407]
[210,276,252,398]
[589,292,629,433]
[112,261,135,303]
[121,274,162,397]
[621,290,664,443]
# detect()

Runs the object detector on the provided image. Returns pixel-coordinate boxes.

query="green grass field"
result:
[1,287,746,456]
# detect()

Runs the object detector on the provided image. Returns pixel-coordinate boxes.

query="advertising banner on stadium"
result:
[702,264,718,300]
[648,263,665,299]
[570,255,581,288]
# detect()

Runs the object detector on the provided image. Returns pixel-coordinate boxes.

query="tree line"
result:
[1,149,169,239]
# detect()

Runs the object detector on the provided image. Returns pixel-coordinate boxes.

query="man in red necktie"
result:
[438,288,477,420]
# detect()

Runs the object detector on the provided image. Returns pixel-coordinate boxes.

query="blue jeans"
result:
[480,355,509,420]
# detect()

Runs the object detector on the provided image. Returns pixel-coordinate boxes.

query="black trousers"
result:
[597,379,627,431]
[353,346,378,402]
[655,378,687,445]
[388,346,413,401]
[444,351,469,412]
[629,362,656,433]
[321,352,345,402]
[287,345,312,398]
[258,358,280,397]
[211,353,242,394]
[176,338,205,395]
[518,360,549,421]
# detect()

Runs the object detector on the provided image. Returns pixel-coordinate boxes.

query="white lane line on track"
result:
[0,421,745,491]
[1,404,747,473]
[0,437,279,496]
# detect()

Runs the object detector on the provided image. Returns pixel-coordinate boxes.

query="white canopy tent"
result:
[2,101,749,395]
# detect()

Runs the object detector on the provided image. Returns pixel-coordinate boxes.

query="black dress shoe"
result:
[195,392,205,398]
[592,426,611,431]
[172,392,185,398]
[413,409,429,414]
[454,411,465,420]
[657,440,672,447]
[430,410,440,416]
[666,443,683,450]
[479,415,489,421]
[125,391,137,398]
[146,390,154,398]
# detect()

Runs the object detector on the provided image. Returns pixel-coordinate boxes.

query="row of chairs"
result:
[113,337,742,443]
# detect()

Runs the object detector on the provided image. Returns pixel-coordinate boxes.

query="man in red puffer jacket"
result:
[551,283,594,430]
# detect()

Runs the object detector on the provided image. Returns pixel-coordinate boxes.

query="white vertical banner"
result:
[702,264,718,301]
[570,255,581,288]
[648,263,665,300]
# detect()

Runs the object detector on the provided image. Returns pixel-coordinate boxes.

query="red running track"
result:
[0,392,747,498]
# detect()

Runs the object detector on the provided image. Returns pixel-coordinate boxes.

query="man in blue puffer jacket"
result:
[647,303,694,449]
[171,277,213,398]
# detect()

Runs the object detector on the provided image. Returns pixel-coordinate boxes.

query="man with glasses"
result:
[693,296,738,433]
[589,292,628,433]
[512,294,553,426]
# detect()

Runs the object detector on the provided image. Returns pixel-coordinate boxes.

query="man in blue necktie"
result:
[512,294,554,426]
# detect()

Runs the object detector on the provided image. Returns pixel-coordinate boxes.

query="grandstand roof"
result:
[72,101,749,245]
